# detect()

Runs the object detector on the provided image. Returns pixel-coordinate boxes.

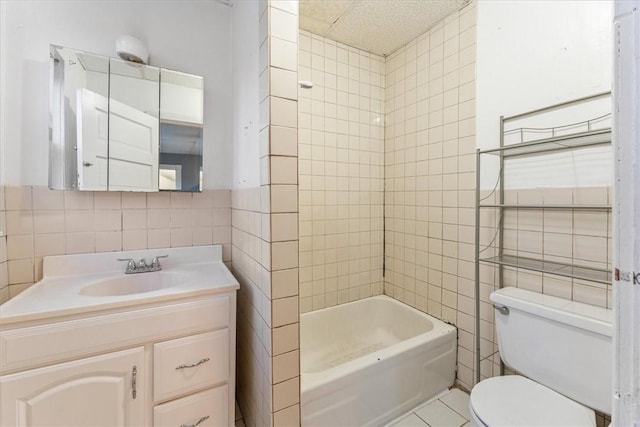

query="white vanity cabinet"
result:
[0,347,146,427]
[0,292,237,427]
[0,246,239,427]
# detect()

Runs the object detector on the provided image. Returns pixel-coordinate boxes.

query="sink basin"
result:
[79,272,188,297]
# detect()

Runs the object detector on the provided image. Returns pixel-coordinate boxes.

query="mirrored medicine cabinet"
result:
[49,45,204,192]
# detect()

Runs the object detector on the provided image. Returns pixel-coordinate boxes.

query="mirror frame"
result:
[48,45,205,192]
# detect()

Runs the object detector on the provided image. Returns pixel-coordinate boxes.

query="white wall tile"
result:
[94,210,121,231]
[64,191,93,210]
[3,187,232,297]
[5,186,32,211]
[123,209,147,230]
[271,156,298,184]
[270,7,297,43]
[32,187,64,210]
[272,376,299,411]
[66,232,95,254]
[123,229,147,251]
[270,97,298,128]
[272,323,298,355]
[33,210,65,234]
[271,38,297,71]
[147,192,171,208]
[6,211,33,235]
[34,233,66,257]
[65,210,95,232]
[121,192,147,209]
[7,235,33,260]
[95,231,122,252]
[94,192,121,210]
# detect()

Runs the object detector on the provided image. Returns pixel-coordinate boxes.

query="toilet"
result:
[469,287,613,427]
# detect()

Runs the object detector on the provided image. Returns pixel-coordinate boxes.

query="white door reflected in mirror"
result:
[108,98,159,191]
[109,58,160,192]
[77,88,109,191]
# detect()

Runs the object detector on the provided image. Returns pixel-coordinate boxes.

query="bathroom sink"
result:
[0,246,239,325]
[79,271,188,297]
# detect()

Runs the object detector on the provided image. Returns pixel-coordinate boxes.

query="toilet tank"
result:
[491,287,613,415]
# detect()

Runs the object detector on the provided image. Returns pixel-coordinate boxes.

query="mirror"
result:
[108,58,160,191]
[50,46,110,190]
[49,45,204,192]
[159,70,204,192]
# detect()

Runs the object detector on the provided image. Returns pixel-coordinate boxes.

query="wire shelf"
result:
[479,128,611,158]
[478,204,611,210]
[479,255,611,285]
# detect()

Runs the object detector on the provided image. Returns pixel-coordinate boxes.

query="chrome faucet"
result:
[118,255,168,274]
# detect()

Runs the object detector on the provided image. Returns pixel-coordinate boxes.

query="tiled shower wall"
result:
[298,30,385,313]
[384,3,478,390]
[0,185,232,304]
[232,1,301,426]
[383,0,612,392]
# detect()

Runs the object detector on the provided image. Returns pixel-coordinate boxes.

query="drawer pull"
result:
[175,357,210,370]
[180,415,209,427]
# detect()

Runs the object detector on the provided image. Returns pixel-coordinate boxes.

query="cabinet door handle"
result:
[131,365,137,399]
[175,357,210,370]
[180,415,210,427]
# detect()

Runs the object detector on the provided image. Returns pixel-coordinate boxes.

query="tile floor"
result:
[234,388,469,427]
[388,388,471,427]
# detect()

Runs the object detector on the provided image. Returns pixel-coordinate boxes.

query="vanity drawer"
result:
[154,329,229,402]
[154,385,228,427]
[1,295,231,374]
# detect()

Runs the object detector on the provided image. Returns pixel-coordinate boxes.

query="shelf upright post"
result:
[498,115,505,376]
[474,147,481,385]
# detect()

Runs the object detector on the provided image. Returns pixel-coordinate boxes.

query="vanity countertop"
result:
[0,245,239,326]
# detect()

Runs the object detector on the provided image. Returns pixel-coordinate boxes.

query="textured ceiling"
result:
[299,0,469,56]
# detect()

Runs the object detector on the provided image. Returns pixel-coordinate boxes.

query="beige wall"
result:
[0,186,232,305]
[298,30,385,313]
[384,2,478,390]
[232,1,301,426]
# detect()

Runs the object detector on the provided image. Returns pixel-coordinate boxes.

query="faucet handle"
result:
[117,258,136,273]
[151,254,169,269]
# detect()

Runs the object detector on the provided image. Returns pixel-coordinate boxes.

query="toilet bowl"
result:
[468,375,595,427]
[468,287,613,427]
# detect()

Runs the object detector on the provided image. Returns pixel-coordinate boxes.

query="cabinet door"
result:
[0,347,145,427]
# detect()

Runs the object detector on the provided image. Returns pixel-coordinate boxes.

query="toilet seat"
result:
[470,375,596,427]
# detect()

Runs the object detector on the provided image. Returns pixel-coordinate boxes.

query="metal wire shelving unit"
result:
[473,92,612,384]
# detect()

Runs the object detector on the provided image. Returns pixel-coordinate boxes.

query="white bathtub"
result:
[301,295,457,427]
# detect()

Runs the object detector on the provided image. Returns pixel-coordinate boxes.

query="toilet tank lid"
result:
[470,375,596,427]
[490,287,613,337]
